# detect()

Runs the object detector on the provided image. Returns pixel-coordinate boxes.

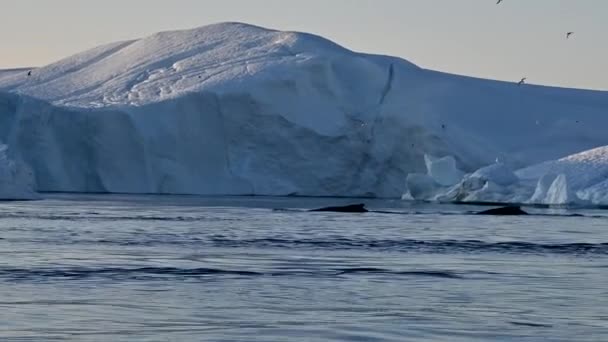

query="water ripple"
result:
[0,266,462,282]
[209,238,608,256]
[6,236,607,256]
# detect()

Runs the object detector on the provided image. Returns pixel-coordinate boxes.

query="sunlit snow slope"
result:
[1,22,607,198]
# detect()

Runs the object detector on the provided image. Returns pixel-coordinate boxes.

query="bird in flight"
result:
[497,0,503,4]
[517,77,527,86]
[566,32,574,39]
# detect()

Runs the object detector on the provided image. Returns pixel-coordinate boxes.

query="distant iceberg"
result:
[518,146,608,206]
[405,146,608,206]
[1,22,608,199]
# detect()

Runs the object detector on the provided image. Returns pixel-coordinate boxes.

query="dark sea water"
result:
[0,194,607,341]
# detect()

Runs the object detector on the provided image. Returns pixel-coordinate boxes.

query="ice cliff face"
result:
[0,143,37,200]
[1,22,607,198]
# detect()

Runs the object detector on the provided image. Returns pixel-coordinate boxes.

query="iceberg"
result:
[469,163,519,187]
[0,144,38,200]
[578,179,608,205]
[408,146,608,206]
[529,174,559,204]
[543,174,578,206]
[520,146,608,205]
[1,22,608,198]
[405,173,441,200]
[424,155,464,187]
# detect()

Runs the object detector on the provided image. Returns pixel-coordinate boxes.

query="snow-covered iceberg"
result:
[518,146,608,205]
[407,147,608,206]
[1,22,608,198]
[0,144,38,200]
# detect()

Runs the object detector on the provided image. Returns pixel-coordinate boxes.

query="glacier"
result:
[1,22,608,200]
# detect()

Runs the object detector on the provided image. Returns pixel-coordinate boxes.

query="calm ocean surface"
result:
[1,194,607,341]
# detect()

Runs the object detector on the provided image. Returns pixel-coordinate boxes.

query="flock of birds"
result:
[496,0,575,86]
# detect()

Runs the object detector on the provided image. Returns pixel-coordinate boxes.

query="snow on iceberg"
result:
[516,146,608,191]
[518,146,608,205]
[1,22,608,198]
[406,146,608,206]
[0,144,38,200]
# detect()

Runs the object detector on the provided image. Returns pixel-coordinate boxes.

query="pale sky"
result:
[1,0,606,90]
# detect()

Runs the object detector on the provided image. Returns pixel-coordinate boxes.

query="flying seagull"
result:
[517,77,527,86]
[566,32,574,39]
